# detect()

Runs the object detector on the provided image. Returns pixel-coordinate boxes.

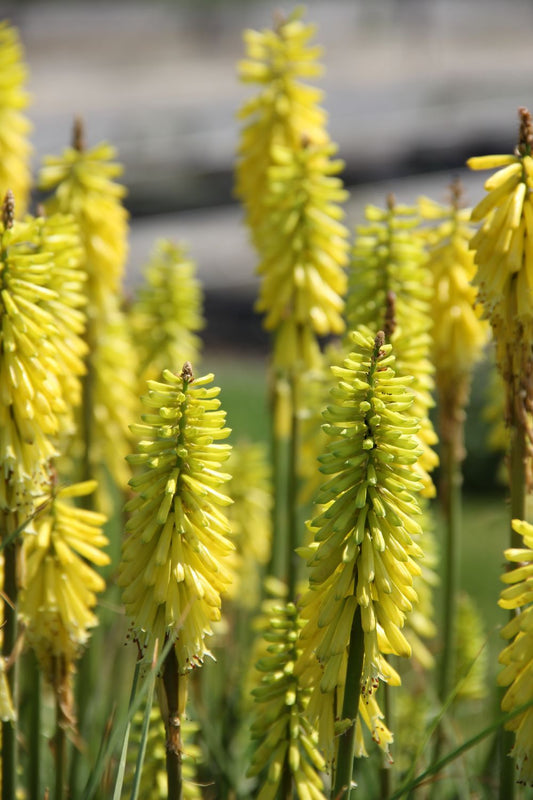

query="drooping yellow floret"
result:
[347,196,438,496]
[297,329,424,761]
[255,139,349,370]
[498,518,533,787]
[236,8,327,252]
[130,240,204,385]
[0,22,32,216]
[19,479,109,684]
[118,364,234,672]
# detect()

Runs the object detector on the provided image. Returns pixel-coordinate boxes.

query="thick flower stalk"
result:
[225,441,272,607]
[346,197,437,495]
[297,329,424,784]
[498,518,533,787]
[255,138,349,371]
[236,7,327,252]
[122,707,202,800]
[248,596,327,800]
[0,22,31,216]
[19,479,109,685]
[130,239,204,385]
[118,364,233,670]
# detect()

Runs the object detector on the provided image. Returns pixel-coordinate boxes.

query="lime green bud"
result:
[118,365,233,671]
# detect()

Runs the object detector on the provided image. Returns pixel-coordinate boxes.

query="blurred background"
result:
[2,0,531,484]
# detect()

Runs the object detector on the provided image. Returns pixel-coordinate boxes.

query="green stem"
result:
[2,536,18,800]
[380,679,393,798]
[268,376,289,583]
[162,644,183,800]
[28,651,42,800]
[286,371,300,600]
[332,606,364,800]
[55,691,68,800]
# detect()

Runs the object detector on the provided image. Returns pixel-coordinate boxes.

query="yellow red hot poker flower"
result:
[297,329,424,764]
[118,364,234,672]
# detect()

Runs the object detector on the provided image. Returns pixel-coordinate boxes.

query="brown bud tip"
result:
[450,176,463,209]
[301,133,312,149]
[2,191,15,229]
[181,361,194,383]
[386,192,395,211]
[72,115,85,152]
[384,291,397,339]
[273,9,286,33]
[375,331,386,349]
[517,107,533,155]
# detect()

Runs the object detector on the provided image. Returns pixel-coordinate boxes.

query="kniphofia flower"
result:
[118,364,234,671]
[39,123,128,306]
[0,22,31,216]
[498,518,533,786]
[297,329,424,761]
[255,138,349,370]
[0,194,87,512]
[236,8,327,252]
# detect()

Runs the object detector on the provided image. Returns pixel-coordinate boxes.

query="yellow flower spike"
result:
[39,118,128,306]
[453,592,488,700]
[498,518,533,786]
[248,594,327,800]
[0,194,89,511]
[19,479,109,685]
[90,295,139,510]
[0,22,32,216]
[297,329,424,761]
[130,240,205,385]
[346,196,438,497]
[467,108,533,487]
[236,8,328,253]
[118,363,234,671]
[255,138,349,370]
[224,441,272,607]
[419,183,489,385]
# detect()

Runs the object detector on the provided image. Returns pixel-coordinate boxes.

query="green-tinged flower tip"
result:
[498,518,533,786]
[19,480,109,683]
[118,366,234,671]
[297,328,424,760]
